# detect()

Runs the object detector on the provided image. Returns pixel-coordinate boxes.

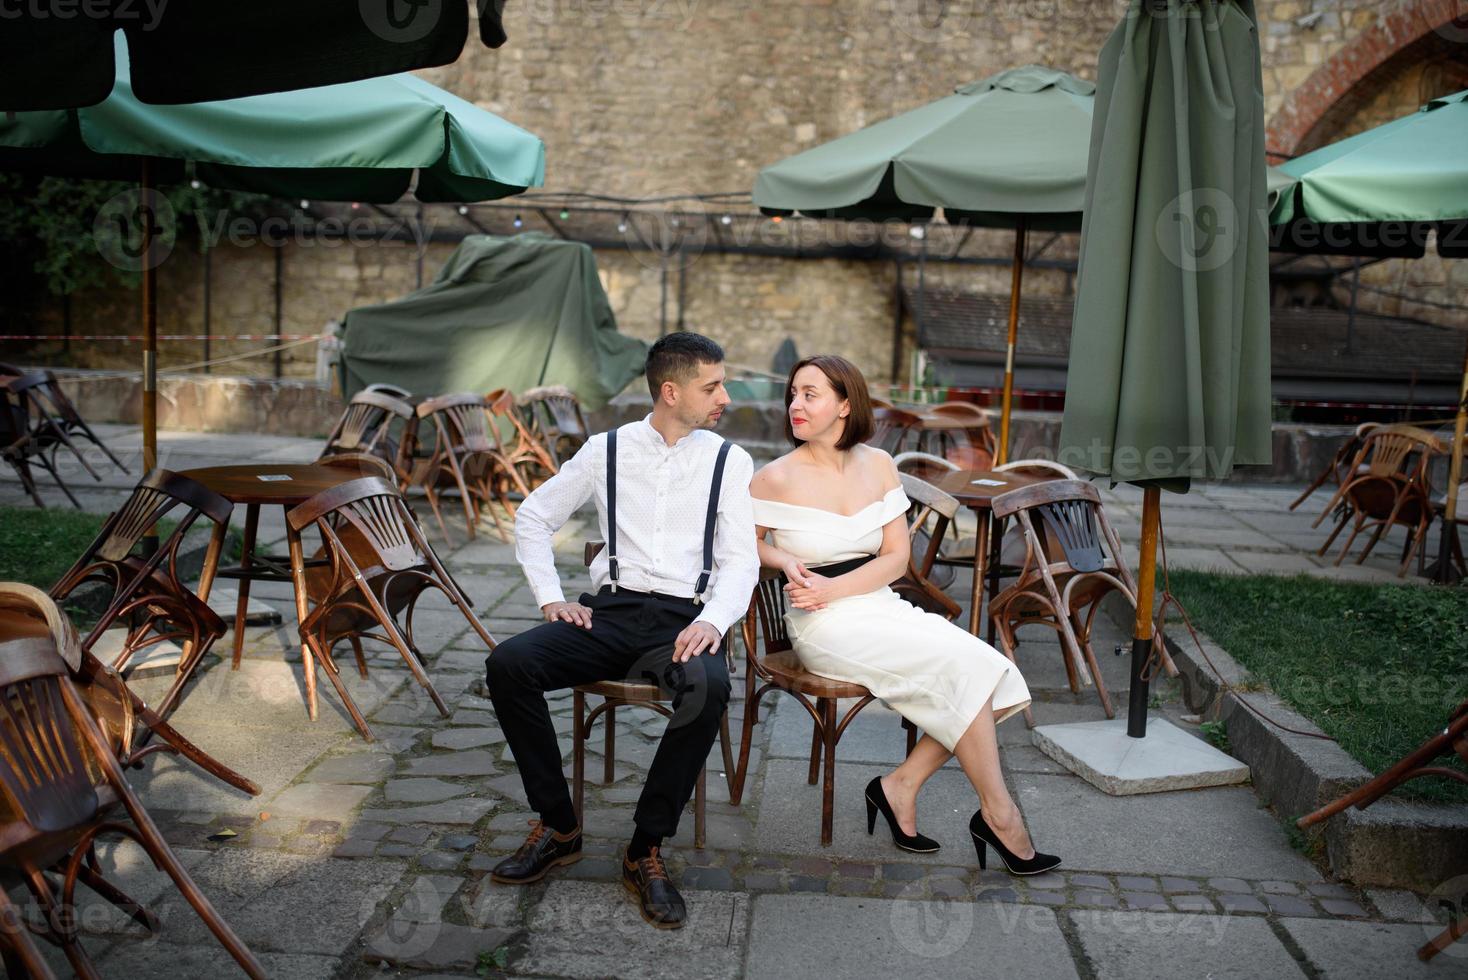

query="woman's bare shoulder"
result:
[751,453,800,501]
[853,444,901,490]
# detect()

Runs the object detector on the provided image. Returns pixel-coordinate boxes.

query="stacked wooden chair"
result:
[290,476,497,741]
[0,585,265,978]
[48,470,234,735]
[1314,425,1444,576]
[484,388,559,493]
[402,393,528,543]
[6,370,129,482]
[988,479,1175,726]
[318,389,415,481]
[1289,422,1380,513]
[869,406,922,455]
[927,401,997,470]
[519,385,590,467]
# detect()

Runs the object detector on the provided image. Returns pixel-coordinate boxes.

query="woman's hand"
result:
[781,555,813,590]
[785,572,840,611]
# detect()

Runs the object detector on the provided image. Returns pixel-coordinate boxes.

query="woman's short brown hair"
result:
[784,354,874,451]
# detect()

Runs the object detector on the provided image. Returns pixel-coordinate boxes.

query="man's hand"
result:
[542,600,593,629]
[672,621,721,663]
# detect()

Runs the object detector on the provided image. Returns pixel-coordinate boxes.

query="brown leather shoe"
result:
[490,820,582,884]
[621,846,686,929]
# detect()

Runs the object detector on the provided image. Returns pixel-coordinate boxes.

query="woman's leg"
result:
[952,697,1034,859]
[880,734,951,835]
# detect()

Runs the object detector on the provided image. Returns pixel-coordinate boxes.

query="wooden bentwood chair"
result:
[988,479,1176,727]
[290,477,497,742]
[569,543,735,848]
[318,389,416,479]
[0,589,266,979]
[519,385,590,467]
[404,393,529,544]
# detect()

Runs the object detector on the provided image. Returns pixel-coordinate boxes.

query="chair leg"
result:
[349,635,370,679]
[308,638,375,741]
[807,698,824,786]
[728,685,768,806]
[1333,512,1369,565]
[422,484,452,543]
[1315,506,1352,555]
[1074,613,1115,719]
[718,709,736,801]
[603,703,617,784]
[994,618,1035,728]
[820,697,838,847]
[1419,913,1468,962]
[903,718,917,756]
[573,689,587,826]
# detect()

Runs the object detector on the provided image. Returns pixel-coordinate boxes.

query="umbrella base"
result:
[1032,718,1248,797]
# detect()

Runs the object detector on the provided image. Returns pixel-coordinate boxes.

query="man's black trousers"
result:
[484,588,732,838]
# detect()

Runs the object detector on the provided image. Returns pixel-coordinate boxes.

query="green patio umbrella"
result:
[1058,0,1272,738]
[1269,89,1468,582]
[0,34,545,474]
[753,65,1094,463]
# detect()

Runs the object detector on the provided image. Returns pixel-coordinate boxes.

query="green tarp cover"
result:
[340,233,647,409]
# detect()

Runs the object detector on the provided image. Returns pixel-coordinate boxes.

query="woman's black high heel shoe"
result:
[865,776,940,854]
[969,807,1060,875]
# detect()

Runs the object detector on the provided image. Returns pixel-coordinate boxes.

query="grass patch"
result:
[0,506,114,590]
[1163,569,1468,803]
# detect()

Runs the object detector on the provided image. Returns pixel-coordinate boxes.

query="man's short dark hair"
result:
[645,332,725,400]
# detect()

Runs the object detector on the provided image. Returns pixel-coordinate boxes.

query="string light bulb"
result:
[189,179,201,190]
[771,214,784,224]
[617,213,628,234]
[909,225,925,239]
[299,199,310,210]
[458,205,469,215]
[720,214,733,226]
[559,208,570,220]
[513,214,523,228]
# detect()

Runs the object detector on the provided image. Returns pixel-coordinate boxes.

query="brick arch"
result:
[1266,0,1468,159]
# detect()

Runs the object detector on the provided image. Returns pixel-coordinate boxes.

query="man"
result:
[484,332,758,929]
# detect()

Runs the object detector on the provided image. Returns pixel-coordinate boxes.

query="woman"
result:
[750,354,1058,875]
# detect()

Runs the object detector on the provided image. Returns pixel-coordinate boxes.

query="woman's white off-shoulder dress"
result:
[753,486,1030,750]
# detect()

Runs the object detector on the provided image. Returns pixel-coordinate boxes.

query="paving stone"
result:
[367,919,514,971]
[361,798,496,826]
[1218,894,1269,914]
[265,783,373,821]
[1024,871,1065,890]
[1029,891,1066,905]
[404,749,499,778]
[1170,895,1216,913]
[1069,910,1294,979]
[389,826,433,845]
[929,877,969,899]
[1280,917,1456,979]
[837,862,876,879]
[1122,891,1170,910]
[883,863,928,881]
[304,752,397,784]
[440,833,479,851]
[450,708,499,727]
[1074,890,1123,908]
[419,851,462,871]
[517,882,749,980]
[303,820,341,836]
[748,894,1078,979]
[98,943,340,979]
[466,880,525,930]
[347,822,391,841]
[681,867,734,891]
[1264,894,1320,917]
[1319,899,1368,918]
[1259,880,1302,895]
[789,876,828,894]
[384,777,470,804]
[1070,874,1113,889]
[1365,889,1433,923]
[562,857,619,880]
[431,726,504,750]
[1306,881,1354,899]
[1160,876,1202,894]
[378,843,422,859]
[484,774,530,806]
[1118,875,1160,891]
[332,839,379,859]
[1208,877,1253,894]
[743,872,781,891]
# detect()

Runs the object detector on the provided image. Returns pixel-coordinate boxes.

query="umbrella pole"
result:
[998,217,1027,465]
[1128,484,1161,737]
[141,160,157,475]
[1430,344,1468,584]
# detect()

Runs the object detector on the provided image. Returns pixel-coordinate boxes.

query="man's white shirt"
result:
[513,415,759,636]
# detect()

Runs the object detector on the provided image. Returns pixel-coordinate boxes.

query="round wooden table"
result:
[181,462,377,730]
[907,466,1047,638]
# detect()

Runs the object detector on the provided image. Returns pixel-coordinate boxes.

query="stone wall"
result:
[13,0,1467,386]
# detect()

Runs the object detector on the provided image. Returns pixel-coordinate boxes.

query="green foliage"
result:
[0,172,275,318]
[1199,719,1231,754]
[475,946,510,975]
[0,505,111,590]
[1165,569,1468,802]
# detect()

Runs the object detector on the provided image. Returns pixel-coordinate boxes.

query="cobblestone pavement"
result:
[3,426,1460,978]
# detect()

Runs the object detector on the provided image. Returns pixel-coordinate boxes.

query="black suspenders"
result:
[604,426,732,604]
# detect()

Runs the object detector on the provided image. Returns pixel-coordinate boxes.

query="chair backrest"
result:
[323,390,413,455]
[3,371,74,425]
[0,387,26,441]
[416,393,495,454]
[899,472,959,523]
[522,385,589,439]
[996,458,1079,481]
[289,476,425,574]
[870,406,921,454]
[892,451,958,474]
[930,401,990,422]
[93,470,233,564]
[0,640,101,836]
[1360,426,1443,479]
[992,479,1109,574]
[362,382,413,399]
[744,571,794,659]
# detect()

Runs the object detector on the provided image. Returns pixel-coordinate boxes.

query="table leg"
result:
[286,524,319,722]
[230,504,259,670]
[969,510,990,635]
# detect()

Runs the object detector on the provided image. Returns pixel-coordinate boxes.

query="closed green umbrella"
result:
[754,65,1094,462]
[0,34,545,473]
[1058,0,1272,738]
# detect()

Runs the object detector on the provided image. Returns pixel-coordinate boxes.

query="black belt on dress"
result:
[805,554,877,578]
